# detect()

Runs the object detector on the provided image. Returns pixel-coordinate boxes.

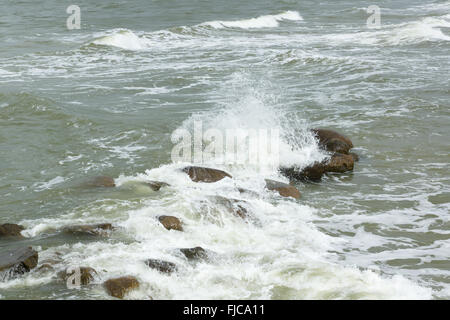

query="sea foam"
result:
[200,11,303,29]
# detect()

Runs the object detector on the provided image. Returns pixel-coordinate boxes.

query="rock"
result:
[145,181,170,191]
[323,153,354,173]
[311,128,353,154]
[62,223,114,236]
[237,188,259,197]
[0,223,25,238]
[58,267,97,285]
[212,196,249,219]
[0,247,38,277]
[88,176,116,188]
[280,151,355,182]
[145,259,177,274]
[104,276,140,299]
[158,216,183,231]
[182,166,232,183]
[180,247,208,261]
[280,162,326,182]
[265,179,301,199]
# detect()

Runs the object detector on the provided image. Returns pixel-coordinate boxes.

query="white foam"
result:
[32,176,65,192]
[92,30,148,50]
[323,14,450,46]
[200,11,303,29]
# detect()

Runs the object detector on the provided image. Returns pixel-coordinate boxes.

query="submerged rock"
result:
[145,259,177,274]
[145,181,170,191]
[180,247,208,261]
[104,276,140,299]
[0,223,25,238]
[182,166,232,183]
[58,267,97,286]
[265,179,301,199]
[158,216,183,231]
[37,264,54,272]
[211,196,249,219]
[237,188,259,197]
[0,247,38,277]
[311,128,354,154]
[62,223,114,236]
[87,176,116,188]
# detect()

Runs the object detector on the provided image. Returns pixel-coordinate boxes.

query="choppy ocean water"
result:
[0,0,449,299]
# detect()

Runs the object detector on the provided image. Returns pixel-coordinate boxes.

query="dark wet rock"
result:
[0,247,38,277]
[323,153,354,173]
[158,216,183,231]
[87,176,116,188]
[104,276,140,299]
[62,223,114,236]
[180,247,208,261]
[145,181,170,191]
[0,223,25,238]
[183,166,232,183]
[280,152,355,182]
[58,267,97,286]
[265,179,301,199]
[145,259,177,274]
[212,196,249,219]
[349,152,360,162]
[311,128,353,154]
[280,162,326,182]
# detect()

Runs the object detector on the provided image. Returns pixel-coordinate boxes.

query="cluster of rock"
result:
[0,128,356,299]
[280,128,357,181]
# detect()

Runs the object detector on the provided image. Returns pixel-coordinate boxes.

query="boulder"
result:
[145,259,177,274]
[280,153,354,182]
[0,247,38,277]
[182,166,231,183]
[0,223,25,238]
[145,181,170,191]
[180,247,208,261]
[58,267,97,286]
[88,176,116,188]
[62,223,114,236]
[323,153,354,173]
[237,188,259,197]
[280,162,326,182]
[311,128,353,154]
[104,276,140,299]
[158,216,183,231]
[212,196,248,219]
[265,179,301,199]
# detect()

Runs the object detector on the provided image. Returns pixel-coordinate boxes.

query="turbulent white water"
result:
[199,11,303,29]
[8,72,432,300]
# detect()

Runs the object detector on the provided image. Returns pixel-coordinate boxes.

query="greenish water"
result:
[0,0,449,299]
